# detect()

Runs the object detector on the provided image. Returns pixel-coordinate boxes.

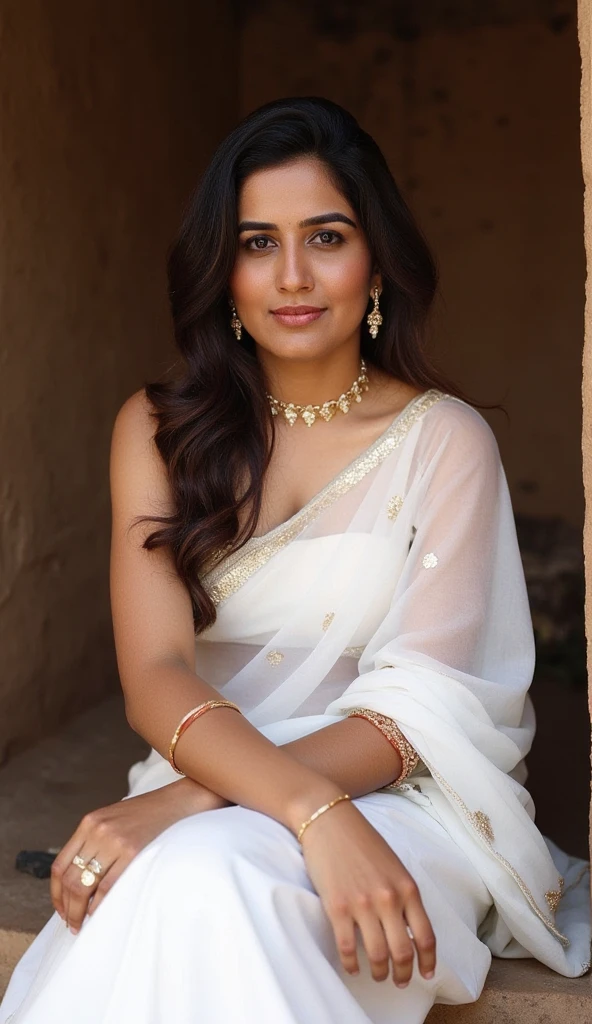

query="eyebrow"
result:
[237,212,357,232]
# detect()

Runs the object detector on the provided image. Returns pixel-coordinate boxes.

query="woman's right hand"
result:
[50,778,228,934]
[299,799,436,988]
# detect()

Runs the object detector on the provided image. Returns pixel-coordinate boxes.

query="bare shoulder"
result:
[111,387,158,455]
[110,388,171,511]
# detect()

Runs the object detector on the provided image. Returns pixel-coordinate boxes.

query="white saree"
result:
[1,390,590,1024]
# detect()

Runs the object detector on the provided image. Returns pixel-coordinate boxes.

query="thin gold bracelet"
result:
[168,699,242,775]
[297,794,351,844]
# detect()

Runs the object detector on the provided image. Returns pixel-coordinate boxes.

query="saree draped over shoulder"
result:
[196,390,591,975]
[1,390,590,1024]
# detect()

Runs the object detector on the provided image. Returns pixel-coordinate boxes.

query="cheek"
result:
[320,252,372,309]
[229,256,268,307]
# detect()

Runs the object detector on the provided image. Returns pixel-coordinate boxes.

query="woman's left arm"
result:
[282,716,403,795]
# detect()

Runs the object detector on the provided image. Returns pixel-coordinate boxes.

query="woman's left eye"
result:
[313,230,343,245]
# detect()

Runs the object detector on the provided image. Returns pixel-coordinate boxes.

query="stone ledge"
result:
[0,696,591,1021]
[427,957,592,1022]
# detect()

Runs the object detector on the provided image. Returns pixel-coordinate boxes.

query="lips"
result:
[271,306,326,327]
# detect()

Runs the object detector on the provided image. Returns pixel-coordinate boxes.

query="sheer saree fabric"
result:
[186,389,589,978]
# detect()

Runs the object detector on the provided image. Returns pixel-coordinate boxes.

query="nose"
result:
[275,237,313,294]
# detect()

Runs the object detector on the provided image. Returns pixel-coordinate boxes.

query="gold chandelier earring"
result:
[229,299,243,341]
[366,286,383,339]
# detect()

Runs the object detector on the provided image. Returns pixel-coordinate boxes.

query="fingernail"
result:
[424,970,435,979]
[69,926,78,935]
[396,981,409,989]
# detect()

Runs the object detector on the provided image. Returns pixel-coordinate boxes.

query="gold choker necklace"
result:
[267,359,370,427]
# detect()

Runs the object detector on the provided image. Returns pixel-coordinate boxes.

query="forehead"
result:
[237,157,354,223]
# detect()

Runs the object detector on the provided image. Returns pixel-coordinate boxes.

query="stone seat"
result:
[1,696,590,1020]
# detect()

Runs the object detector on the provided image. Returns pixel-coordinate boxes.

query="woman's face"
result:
[229,157,379,363]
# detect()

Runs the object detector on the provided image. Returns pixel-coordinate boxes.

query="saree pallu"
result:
[190,389,589,976]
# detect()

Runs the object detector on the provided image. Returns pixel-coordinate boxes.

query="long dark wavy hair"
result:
[141,96,462,634]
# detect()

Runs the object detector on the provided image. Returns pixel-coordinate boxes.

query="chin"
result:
[257,337,333,363]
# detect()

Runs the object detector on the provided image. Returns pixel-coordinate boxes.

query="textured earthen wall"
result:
[240,0,584,527]
[0,0,236,760]
[577,0,592,863]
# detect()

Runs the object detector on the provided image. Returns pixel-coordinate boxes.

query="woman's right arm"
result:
[110,390,344,824]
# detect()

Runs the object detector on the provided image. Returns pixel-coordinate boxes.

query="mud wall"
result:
[0,0,237,759]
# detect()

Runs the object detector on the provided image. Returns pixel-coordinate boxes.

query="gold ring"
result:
[87,858,103,875]
[72,855,87,869]
[79,869,97,888]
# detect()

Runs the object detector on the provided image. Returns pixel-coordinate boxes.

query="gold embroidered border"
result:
[203,389,446,606]
[417,754,570,946]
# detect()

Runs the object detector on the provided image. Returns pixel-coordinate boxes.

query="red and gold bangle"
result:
[168,700,242,775]
[347,707,420,787]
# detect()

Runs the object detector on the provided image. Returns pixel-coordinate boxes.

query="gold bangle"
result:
[297,794,351,844]
[168,700,242,775]
[347,708,420,786]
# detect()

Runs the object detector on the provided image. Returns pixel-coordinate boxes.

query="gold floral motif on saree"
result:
[468,810,495,845]
[545,878,564,914]
[342,645,366,659]
[387,495,404,521]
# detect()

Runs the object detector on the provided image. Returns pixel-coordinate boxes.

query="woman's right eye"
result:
[244,235,275,251]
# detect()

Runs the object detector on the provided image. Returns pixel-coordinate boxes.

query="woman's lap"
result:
[0,792,493,1024]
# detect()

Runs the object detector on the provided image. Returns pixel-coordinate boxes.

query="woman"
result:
[1,96,590,1024]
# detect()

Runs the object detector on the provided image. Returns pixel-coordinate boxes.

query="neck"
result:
[260,348,364,407]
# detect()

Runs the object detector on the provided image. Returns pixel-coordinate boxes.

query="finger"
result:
[87,859,125,918]
[50,823,93,919]
[64,850,113,934]
[63,870,96,934]
[404,899,437,981]
[377,892,415,987]
[354,902,390,982]
[381,914,415,987]
[327,903,359,976]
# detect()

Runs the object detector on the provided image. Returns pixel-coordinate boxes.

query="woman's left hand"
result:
[50,778,228,934]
